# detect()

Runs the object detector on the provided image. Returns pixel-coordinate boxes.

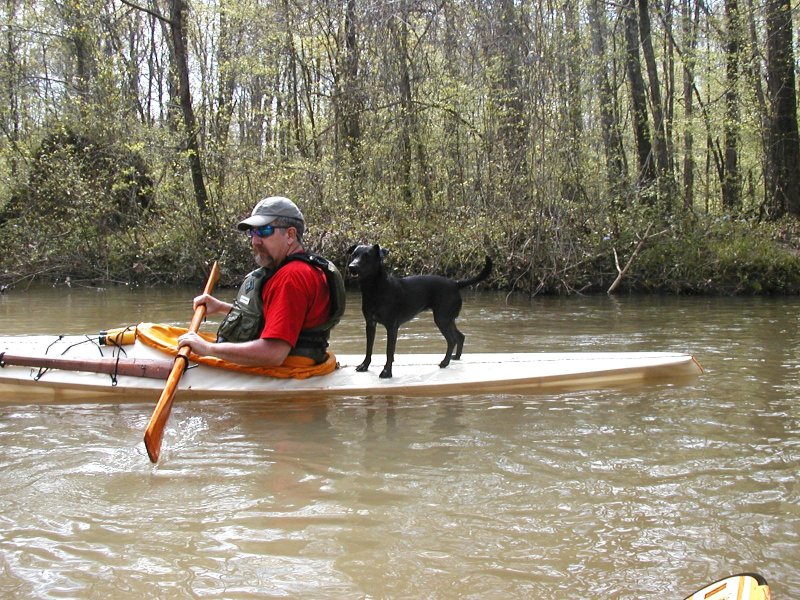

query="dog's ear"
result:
[346,244,357,255]
[373,244,389,260]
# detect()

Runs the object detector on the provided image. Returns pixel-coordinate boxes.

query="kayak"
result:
[0,323,703,403]
[683,573,771,600]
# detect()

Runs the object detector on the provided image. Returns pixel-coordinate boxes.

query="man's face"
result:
[249,225,292,268]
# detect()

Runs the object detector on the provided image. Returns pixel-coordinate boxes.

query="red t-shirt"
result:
[259,257,330,347]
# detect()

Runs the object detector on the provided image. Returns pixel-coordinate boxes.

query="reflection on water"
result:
[0,286,798,598]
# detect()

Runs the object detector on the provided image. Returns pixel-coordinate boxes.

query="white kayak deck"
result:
[0,333,703,403]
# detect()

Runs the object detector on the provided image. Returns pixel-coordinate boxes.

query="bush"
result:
[621,218,800,294]
[0,124,155,284]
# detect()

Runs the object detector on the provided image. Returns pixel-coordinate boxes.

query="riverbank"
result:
[1,210,799,296]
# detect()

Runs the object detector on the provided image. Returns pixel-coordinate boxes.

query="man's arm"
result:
[176,332,291,367]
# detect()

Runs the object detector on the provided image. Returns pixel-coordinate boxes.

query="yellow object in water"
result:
[683,573,771,600]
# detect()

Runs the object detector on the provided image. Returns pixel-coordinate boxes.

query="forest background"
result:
[3,0,800,296]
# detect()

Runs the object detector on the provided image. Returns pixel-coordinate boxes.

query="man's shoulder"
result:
[271,255,326,287]
[282,254,321,274]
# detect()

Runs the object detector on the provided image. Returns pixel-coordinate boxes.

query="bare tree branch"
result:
[607,223,668,294]
[118,0,173,26]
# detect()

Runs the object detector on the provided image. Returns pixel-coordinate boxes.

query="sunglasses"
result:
[246,224,288,238]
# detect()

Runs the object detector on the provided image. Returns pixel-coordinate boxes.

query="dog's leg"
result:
[434,315,461,368]
[356,320,376,372]
[380,324,398,378]
[453,327,465,359]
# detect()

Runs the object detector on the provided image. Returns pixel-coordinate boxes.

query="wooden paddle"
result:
[0,353,173,379]
[143,261,221,463]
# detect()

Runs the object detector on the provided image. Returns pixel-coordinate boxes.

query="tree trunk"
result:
[622,0,655,189]
[443,0,465,206]
[214,0,237,197]
[663,3,675,175]
[722,0,741,211]
[744,0,770,215]
[341,0,363,204]
[282,0,305,158]
[681,0,699,209]
[588,0,627,205]
[390,11,413,206]
[560,1,584,203]
[2,0,20,177]
[637,0,670,182]
[169,0,211,228]
[491,0,529,209]
[764,0,800,218]
[60,0,100,118]
[390,2,433,207]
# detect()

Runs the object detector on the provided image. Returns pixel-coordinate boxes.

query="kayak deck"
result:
[0,333,703,403]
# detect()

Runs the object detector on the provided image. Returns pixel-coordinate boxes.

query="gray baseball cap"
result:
[237,196,305,230]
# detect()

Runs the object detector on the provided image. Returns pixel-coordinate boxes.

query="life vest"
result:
[216,253,346,363]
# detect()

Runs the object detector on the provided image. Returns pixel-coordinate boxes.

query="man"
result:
[177,196,345,366]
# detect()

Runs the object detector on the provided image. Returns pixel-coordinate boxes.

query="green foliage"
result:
[610,217,800,295]
[1,0,799,296]
[0,123,155,284]
[1,118,798,295]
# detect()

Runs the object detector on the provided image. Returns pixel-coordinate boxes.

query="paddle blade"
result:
[143,354,188,462]
[143,261,220,463]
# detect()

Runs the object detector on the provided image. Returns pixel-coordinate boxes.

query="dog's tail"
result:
[456,256,493,288]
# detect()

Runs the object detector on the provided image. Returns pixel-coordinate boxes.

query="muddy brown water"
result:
[0,285,797,598]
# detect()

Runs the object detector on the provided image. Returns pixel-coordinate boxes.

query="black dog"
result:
[347,244,492,378]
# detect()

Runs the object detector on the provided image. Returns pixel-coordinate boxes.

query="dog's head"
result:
[347,244,388,279]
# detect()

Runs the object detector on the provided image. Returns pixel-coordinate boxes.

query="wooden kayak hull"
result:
[0,333,703,403]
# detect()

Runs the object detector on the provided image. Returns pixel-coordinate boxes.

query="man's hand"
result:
[177,331,212,356]
[193,293,232,315]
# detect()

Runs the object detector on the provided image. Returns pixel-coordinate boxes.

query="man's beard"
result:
[254,250,276,269]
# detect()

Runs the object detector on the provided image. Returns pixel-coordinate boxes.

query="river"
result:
[0,284,797,598]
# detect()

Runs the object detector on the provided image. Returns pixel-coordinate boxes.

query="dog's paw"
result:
[379,368,393,378]
[439,358,451,368]
[355,363,369,372]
